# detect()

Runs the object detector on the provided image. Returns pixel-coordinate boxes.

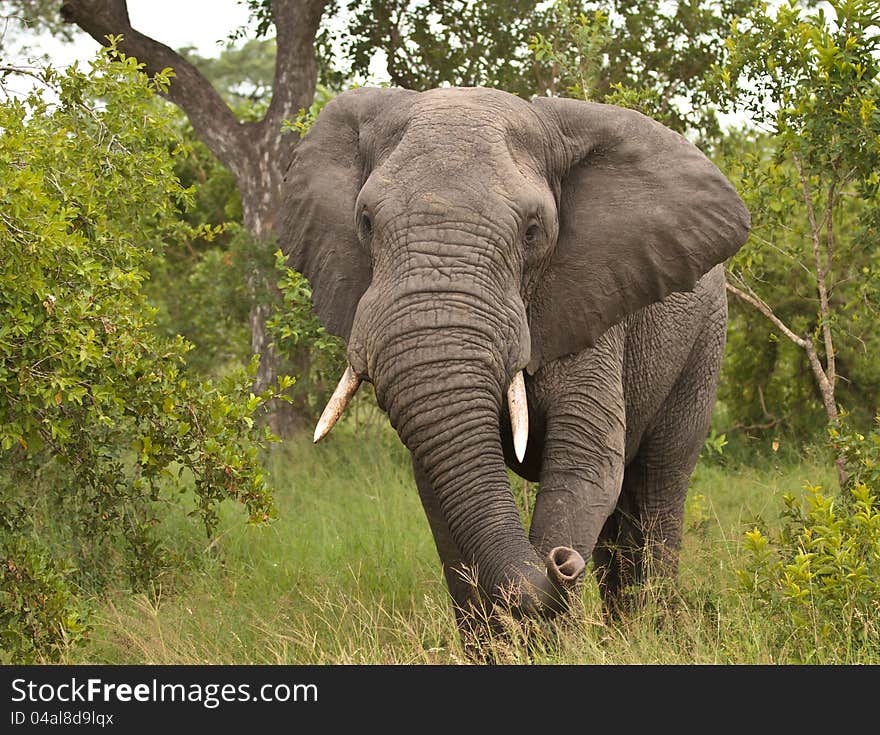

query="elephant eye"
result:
[524,223,542,246]
[359,212,373,239]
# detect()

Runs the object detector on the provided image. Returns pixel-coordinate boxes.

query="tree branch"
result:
[377,4,416,89]
[792,151,836,390]
[803,338,839,424]
[824,156,843,282]
[263,0,328,135]
[720,417,781,434]
[750,232,812,276]
[725,280,807,349]
[727,275,841,459]
[60,0,247,175]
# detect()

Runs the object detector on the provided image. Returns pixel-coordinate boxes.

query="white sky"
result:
[6,1,749,130]
[14,1,253,67]
[8,1,392,87]
[126,0,252,55]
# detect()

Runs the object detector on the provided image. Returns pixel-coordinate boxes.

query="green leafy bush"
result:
[738,417,880,662]
[268,249,346,421]
[147,125,251,377]
[148,222,254,377]
[0,538,87,664]
[0,41,290,660]
[712,0,880,443]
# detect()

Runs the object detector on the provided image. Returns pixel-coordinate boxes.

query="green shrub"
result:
[0,537,88,664]
[268,249,346,422]
[738,417,880,662]
[0,41,291,661]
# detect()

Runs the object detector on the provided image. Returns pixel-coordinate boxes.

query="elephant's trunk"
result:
[360,291,583,616]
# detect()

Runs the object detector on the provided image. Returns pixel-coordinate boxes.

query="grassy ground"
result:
[67,425,840,664]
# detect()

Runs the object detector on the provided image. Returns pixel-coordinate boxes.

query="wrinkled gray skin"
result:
[279,87,749,636]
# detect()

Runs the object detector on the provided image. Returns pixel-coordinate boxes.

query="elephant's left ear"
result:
[278,87,416,342]
[526,97,750,373]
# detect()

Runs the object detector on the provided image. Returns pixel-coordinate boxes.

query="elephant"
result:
[278,86,749,640]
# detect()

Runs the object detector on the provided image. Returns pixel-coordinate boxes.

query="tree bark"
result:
[793,153,837,395]
[60,0,331,436]
[726,280,847,489]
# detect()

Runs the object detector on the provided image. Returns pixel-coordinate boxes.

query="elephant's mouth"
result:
[313,362,530,464]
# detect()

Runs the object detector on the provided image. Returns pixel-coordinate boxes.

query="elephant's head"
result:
[279,87,749,617]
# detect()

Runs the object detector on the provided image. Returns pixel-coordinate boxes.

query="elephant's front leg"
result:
[528,334,626,573]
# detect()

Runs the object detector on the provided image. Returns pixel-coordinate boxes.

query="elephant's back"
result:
[621,264,728,464]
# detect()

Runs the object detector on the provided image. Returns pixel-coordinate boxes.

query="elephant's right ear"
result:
[526,97,750,372]
[279,87,414,341]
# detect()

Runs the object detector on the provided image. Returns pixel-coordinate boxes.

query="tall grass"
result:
[67,424,844,664]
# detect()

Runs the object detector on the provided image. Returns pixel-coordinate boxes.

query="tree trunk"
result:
[239,157,305,436]
[59,0,329,437]
[804,339,847,489]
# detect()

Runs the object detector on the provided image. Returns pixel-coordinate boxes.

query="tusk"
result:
[507,370,529,463]
[313,365,362,443]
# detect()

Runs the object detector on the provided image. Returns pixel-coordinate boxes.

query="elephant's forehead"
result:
[379,89,546,183]
[408,87,544,139]
[380,129,525,188]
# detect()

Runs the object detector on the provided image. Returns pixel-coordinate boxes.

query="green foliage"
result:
[528,0,759,138]
[716,135,879,441]
[284,83,336,137]
[115,38,343,429]
[528,7,612,99]
[336,0,754,135]
[702,429,729,458]
[232,0,276,41]
[831,416,880,492]
[0,536,87,664]
[528,2,699,130]
[151,43,340,405]
[0,0,74,46]
[331,0,586,97]
[180,38,277,116]
[142,68,252,376]
[269,250,346,421]
[0,42,290,660]
[738,417,880,662]
[716,0,880,226]
[712,1,880,438]
[597,0,760,137]
[715,0,880,212]
[148,223,254,377]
